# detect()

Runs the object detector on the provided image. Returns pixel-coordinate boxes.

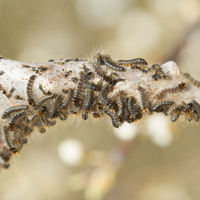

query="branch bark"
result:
[0,53,199,169]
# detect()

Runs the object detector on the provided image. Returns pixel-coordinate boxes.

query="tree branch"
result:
[0,53,199,169]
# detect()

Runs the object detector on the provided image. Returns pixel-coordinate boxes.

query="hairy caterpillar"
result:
[99,85,118,110]
[104,108,121,128]
[27,75,37,106]
[137,85,151,114]
[2,105,28,119]
[151,101,174,112]
[155,82,186,99]
[117,58,148,66]
[3,126,18,153]
[100,54,125,71]
[183,73,200,88]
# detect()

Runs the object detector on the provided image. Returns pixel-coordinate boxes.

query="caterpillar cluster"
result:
[1,52,200,169]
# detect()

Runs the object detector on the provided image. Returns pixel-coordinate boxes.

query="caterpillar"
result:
[6,87,15,99]
[100,54,125,71]
[82,89,93,120]
[155,82,186,99]
[108,90,125,101]
[117,58,148,66]
[183,73,200,88]
[74,71,85,107]
[91,54,119,86]
[37,94,55,108]
[104,108,121,128]
[9,111,27,130]
[27,75,37,106]
[137,85,151,114]
[116,96,124,121]
[151,101,174,112]
[83,88,93,111]
[60,88,74,110]
[82,111,88,120]
[99,85,118,110]
[150,64,170,80]
[3,126,18,153]
[91,97,100,118]
[192,100,200,117]
[2,105,28,119]
[168,105,185,122]
[49,95,62,119]
[127,97,142,121]
[0,146,12,162]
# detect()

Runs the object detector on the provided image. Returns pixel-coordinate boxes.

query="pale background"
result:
[0,0,200,200]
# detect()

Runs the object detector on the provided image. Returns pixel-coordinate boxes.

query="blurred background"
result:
[0,0,200,199]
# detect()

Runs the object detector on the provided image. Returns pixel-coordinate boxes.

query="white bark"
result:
[0,54,198,170]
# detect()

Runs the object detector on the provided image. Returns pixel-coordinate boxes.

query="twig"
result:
[0,53,199,170]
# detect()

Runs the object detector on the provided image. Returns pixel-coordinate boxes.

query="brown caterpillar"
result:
[27,75,37,106]
[2,105,28,119]
[151,101,174,112]
[183,73,200,88]
[124,97,132,123]
[60,89,73,110]
[168,105,185,122]
[104,108,121,128]
[100,54,125,71]
[83,88,93,111]
[6,87,15,99]
[116,96,124,121]
[192,100,200,117]
[108,90,125,101]
[3,126,18,153]
[155,82,186,99]
[74,71,85,107]
[9,111,27,129]
[117,58,148,66]
[127,97,142,121]
[137,85,151,114]
[91,54,119,85]
[91,97,100,118]
[99,85,117,110]
[49,95,62,119]
[82,88,93,120]
[0,146,12,162]
[37,94,55,108]
[186,102,199,122]
[150,64,170,80]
